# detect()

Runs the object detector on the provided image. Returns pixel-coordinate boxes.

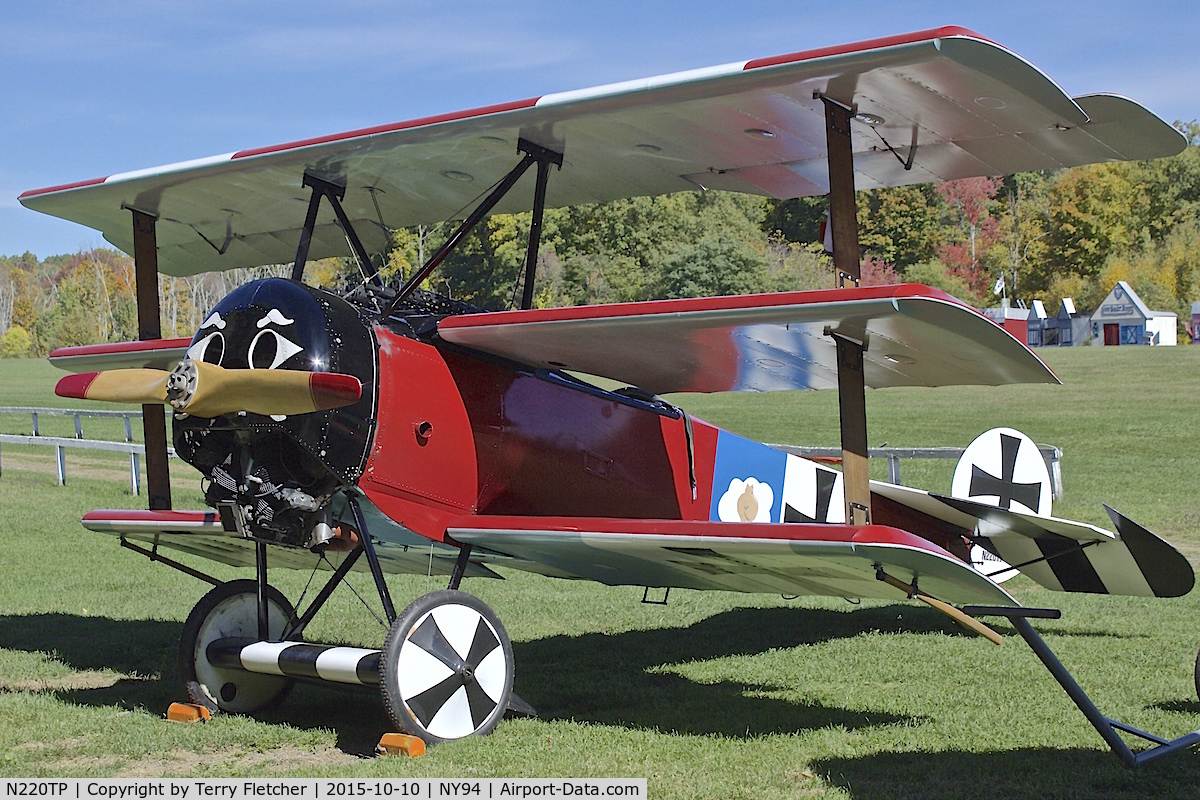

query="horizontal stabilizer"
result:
[1103,505,1195,598]
[931,494,1192,597]
[870,481,1192,597]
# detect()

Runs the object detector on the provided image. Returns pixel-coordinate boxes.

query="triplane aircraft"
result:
[19,26,1200,765]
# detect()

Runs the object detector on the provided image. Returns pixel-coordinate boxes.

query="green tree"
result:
[1043,162,1150,281]
[904,261,984,306]
[0,325,32,358]
[858,185,942,269]
[657,232,769,299]
[761,196,826,244]
[997,172,1051,301]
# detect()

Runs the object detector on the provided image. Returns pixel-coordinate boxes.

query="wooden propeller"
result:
[55,359,361,418]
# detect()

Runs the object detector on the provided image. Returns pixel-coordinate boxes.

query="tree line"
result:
[3,121,1198,357]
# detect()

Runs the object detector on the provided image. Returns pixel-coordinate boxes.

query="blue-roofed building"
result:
[1026,298,1089,347]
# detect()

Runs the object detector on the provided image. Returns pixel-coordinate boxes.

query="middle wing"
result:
[448,516,1014,606]
[437,283,1057,394]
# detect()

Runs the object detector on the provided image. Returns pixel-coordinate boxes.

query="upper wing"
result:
[437,284,1057,393]
[19,27,1184,276]
[448,515,1014,606]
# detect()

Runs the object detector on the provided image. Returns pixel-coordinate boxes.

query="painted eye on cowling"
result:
[248,328,304,370]
[187,331,225,366]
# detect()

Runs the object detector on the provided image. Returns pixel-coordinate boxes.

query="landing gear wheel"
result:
[1195,647,1200,702]
[380,590,513,744]
[179,579,295,714]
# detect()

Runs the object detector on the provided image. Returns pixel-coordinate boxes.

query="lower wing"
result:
[49,338,192,372]
[446,516,1014,606]
[81,507,501,579]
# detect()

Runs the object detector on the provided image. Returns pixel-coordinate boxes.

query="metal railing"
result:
[0,407,175,496]
[769,443,1064,500]
[0,406,141,441]
[0,406,1061,500]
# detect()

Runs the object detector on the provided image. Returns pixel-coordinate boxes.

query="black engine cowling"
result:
[172,278,377,546]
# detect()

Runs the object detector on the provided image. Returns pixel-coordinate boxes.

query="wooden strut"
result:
[831,331,871,525]
[818,92,871,524]
[819,93,862,288]
[129,208,172,512]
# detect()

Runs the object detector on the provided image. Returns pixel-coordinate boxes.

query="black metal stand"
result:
[255,540,270,640]
[965,605,1200,767]
[120,537,220,587]
[448,544,473,591]
[282,545,365,640]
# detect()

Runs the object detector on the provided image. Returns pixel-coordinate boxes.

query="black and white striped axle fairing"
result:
[207,638,381,686]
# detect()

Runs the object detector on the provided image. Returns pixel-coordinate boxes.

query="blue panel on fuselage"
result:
[709,431,846,525]
[710,432,787,523]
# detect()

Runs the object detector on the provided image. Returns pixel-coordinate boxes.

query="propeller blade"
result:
[55,360,362,418]
[55,369,168,404]
[173,360,361,417]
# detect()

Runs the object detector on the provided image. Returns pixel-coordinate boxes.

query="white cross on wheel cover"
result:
[380,590,513,743]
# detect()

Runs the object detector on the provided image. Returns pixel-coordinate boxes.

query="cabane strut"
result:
[382,138,563,317]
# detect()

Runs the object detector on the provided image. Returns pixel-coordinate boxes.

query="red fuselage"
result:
[359,326,719,542]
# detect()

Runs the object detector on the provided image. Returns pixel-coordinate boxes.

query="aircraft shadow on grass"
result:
[0,604,948,751]
[813,747,1200,800]
[0,604,1176,762]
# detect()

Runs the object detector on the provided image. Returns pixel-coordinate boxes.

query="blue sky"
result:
[3,0,1197,259]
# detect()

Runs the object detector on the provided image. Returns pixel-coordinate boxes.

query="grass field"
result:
[1,348,1199,797]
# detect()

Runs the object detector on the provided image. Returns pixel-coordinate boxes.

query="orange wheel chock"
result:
[166,702,212,723]
[377,733,426,757]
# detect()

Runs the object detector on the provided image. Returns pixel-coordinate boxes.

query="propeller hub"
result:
[166,359,199,410]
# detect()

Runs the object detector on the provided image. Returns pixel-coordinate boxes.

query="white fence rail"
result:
[0,405,141,441]
[0,407,176,496]
[0,404,1063,501]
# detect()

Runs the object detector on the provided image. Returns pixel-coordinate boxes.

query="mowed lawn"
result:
[1,347,1199,798]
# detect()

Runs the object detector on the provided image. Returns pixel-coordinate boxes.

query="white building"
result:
[1089,281,1176,346]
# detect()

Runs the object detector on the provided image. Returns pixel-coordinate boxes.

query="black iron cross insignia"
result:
[968,432,1042,511]
[784,469,839,523]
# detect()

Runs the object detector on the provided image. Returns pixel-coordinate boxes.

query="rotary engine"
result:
[171,278,378,549]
